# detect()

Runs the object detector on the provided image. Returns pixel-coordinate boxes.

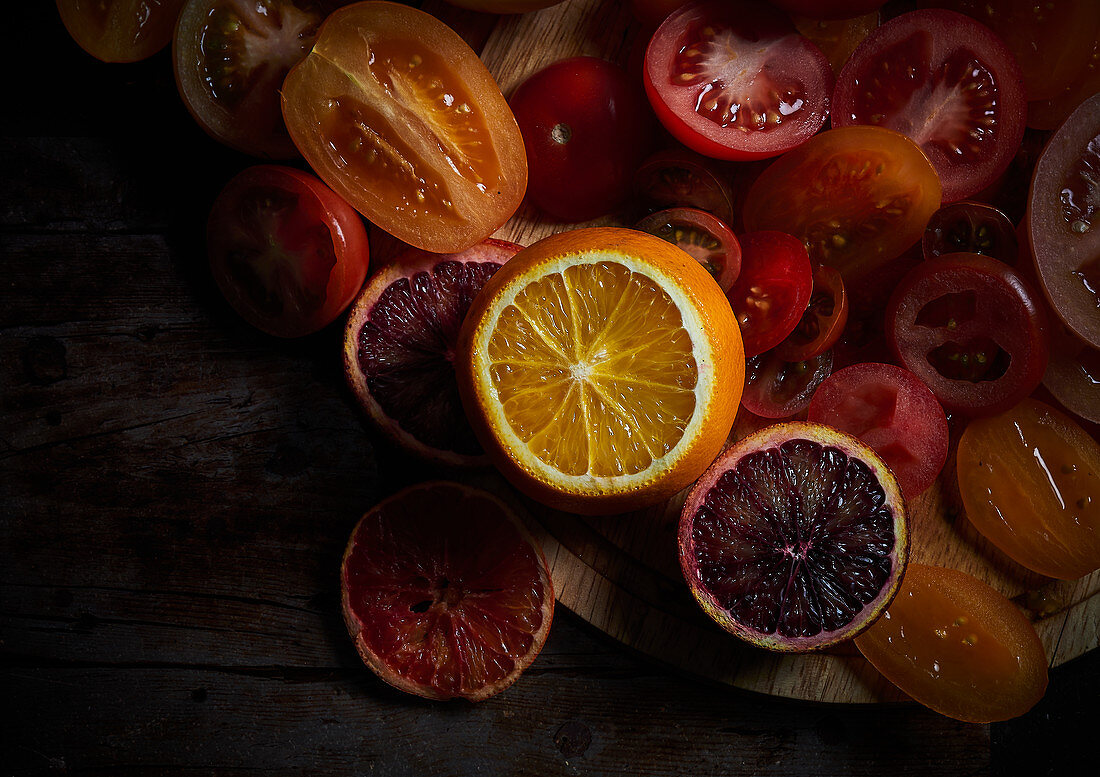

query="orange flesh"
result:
[487,260,698,477]
[855,564,1048,723]
[957,398,1100,579]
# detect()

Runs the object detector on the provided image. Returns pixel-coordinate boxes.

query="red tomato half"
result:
[833,9,1026,203]
[175,0,329,159]
[510,57,653,222]
[57,0,185,62]
[726,231,813,358]
[775,264,848,362]
[741,349,832,419]
[886,253,1048,416]
[743,126,942,283]
[635,208,740,292]
[207,165,370,338]
[1028,93,1100,350]
[633,149,737,225]
[281,3,527,254]
[808,362,949,499]
[644,0,833,161]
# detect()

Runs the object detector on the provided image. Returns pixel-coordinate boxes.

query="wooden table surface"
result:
[3,3,1096,775]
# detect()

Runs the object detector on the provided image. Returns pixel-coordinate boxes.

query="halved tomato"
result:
[207,165,370,338]
[633,149,737,225]
[833,9,1026,203]
[775,264,848,362]
[726,231,813,358]
[923,201,1018,265]
[57,0,185,62]
[1028,92,1100,349]
[742,126,942,283]
[740,349,833,419]
[174,0,330,159]
[643,0,833,161]
[635,208,740,292]
[1043,325,1100,425]
[281,2,527,254]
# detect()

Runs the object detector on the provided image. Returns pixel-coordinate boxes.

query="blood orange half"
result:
[341,481,554,702]
[344,240,522,466]
[679,421,909,652]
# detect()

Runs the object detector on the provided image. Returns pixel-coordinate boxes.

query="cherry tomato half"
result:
[743,126,942,283]
[57,0,185,62]
[635,208,740,292]
[727,231,813,358]
[644,0,833,161]
[510,57,653,222]
[175,0,329,159]
[854,564,1048,724]
[633,149,736,225]
[207,165,370,338]
[808,362,949,500]
[1028,92,1100,350]
[922,201,1018,265]
[281,2,527,254]
[1043,325,1100,425]
[886,253,1048,416]
[775,264,848,362]
[833,9,1026,203]
[740,349,833,420]
[957,398,1100,579]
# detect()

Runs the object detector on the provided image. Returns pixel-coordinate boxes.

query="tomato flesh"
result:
[957,398,1100,579]
[281,2,527,254]
[207,165,369,338]
[743,125,941,283]
[854,564,1048,723]
[644,0,833,161]
[833,9,1025,203]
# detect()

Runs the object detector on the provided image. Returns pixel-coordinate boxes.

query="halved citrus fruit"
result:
[341,481,554,702]
[679,421,909,652]
[344,240,522,467]
[456,227,744,515]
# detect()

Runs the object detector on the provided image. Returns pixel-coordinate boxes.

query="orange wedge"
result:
[457,227,744,515]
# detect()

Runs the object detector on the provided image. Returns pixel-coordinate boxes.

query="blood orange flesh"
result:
[343,240,521,466]
[679,422,909,652]
[341,481,554,702]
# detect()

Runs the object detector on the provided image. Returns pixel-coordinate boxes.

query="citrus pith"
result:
[457,227,744,515]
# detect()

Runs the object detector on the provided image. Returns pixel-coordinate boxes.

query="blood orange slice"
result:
[679,421,909,652]
[343,240,522,466]
[341,481,554,702]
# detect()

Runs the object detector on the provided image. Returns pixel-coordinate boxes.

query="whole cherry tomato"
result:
[510,57,654,222]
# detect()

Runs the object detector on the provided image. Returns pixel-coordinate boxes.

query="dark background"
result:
[3,3,1096,775]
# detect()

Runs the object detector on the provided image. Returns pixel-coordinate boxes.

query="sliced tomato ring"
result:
[1028,92,1100,349]
[635,208,740,292]
[726,231,813,358]
[643,0,833,161]
[281,3,527,254]
[775,264,848,362]
[633,148,736,225]
[742,125,942,283]
[923,201,1018,265]
[886,253,1049,415]
[833,9,1026,203]
[740,349,833,419]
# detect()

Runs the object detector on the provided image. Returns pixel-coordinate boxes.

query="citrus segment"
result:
[680,421,909,651]
[458,228,744,515]
[341,481,553,702]
[343,241,521,466]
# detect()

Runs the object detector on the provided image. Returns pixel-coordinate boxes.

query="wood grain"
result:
[428,0,1100,703]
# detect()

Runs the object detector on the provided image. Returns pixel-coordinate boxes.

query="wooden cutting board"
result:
[425,0,1100,703]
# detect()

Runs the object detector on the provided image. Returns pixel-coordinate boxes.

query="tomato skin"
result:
[281,2,527,254]
[57,0,185,62]
[726,231,813,358]
[644,0,833,161]
[743,126,942,283]
[635,208,740,292]
[833,9,1026,203]
[808,362,949,500]
[957,399,1100,579]
[174,0,328,159]
[207,165,369,338]
[1028,92,1100,350]
[887,253,1049,416]
[854,564,1048,723]
[510,57,653,222]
